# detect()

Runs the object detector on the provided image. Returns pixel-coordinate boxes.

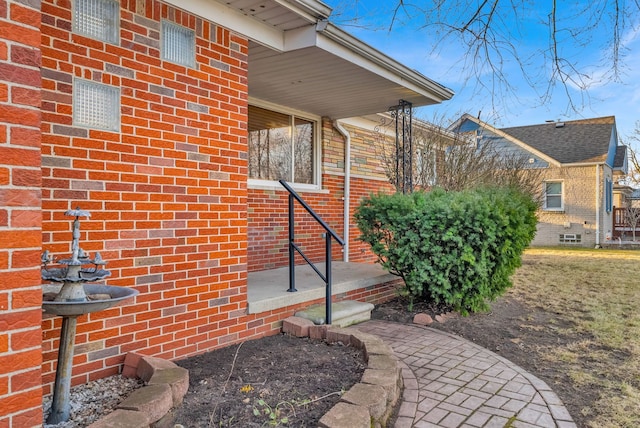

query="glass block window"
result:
[73,0,119,44]
[162,20,195,67]
[73,79,120,131]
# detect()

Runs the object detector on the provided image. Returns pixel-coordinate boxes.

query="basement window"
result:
[162,21,195,68]
[73,0,120,44]
[559,234,581,244]
[73,79,120,131]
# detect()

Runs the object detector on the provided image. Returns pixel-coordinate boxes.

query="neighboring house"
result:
[450,114,628,247]
[0,0,453,424]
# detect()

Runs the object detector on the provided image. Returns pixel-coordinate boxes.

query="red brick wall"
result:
[32,0,401,407]
[40,0,251,396]
[247,119,394,271]
[247,173,346,272]
[0,0,44,425]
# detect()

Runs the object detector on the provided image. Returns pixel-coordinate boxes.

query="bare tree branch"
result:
[331,1,640,114]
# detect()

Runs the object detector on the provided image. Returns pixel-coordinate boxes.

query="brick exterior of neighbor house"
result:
[0,0,44,426]
[532,165,614,247]
[452,114,625,248]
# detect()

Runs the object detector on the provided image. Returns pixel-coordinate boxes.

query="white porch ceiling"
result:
[249,39,449,119]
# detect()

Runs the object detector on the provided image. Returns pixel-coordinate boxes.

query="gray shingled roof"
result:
[499,116,615,164]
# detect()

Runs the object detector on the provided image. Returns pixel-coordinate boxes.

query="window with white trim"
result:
[248,105,316,185]
[73,0,119,44]
[559,233,581,244]
[544,181,563,210]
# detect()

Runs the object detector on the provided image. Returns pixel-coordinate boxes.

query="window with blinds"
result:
[248,105,316,185]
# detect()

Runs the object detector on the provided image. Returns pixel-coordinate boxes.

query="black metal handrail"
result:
[279,179,345,324]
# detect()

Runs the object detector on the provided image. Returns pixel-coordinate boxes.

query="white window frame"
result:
[543,180,564,211]
[247,99,322,192]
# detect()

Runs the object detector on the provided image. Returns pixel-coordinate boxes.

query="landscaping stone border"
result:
[84,316,400,428]
[87,354,189,428]
[283,316,403,428]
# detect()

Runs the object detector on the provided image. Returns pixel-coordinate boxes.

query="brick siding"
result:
[40,0,252,397]
[0,1,409,418]
[247,120,393,271]
[35,0,398,410]
[532,165,613,247]
[0,0,44,425]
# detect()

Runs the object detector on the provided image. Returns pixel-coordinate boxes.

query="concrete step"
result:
[294,300,374,327]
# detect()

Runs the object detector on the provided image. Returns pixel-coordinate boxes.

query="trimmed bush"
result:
[355,187,537,314]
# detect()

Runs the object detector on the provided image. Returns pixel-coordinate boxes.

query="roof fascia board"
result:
[283,25,318,50]
[318,23,454,102]
[560,161,607,168]
[458,114,561,167]
[339,116,387,133]
[273,0,332,21]
[163,0,285,51]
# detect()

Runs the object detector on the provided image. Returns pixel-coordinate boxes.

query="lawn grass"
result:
[510,247,640,427]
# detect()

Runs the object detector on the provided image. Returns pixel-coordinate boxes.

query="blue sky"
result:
[323,1,640,145]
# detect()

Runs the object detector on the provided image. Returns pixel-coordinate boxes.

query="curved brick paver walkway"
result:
[352,320,577,428]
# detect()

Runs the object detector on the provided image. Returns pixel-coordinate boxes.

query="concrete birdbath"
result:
[42,208,138,424]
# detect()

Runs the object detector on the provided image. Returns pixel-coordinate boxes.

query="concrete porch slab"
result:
[247,262,398,314]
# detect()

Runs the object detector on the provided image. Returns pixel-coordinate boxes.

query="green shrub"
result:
[354,187,537,314]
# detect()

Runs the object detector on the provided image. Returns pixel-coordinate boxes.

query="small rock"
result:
[413,313,433,325]
[435,314,445,323]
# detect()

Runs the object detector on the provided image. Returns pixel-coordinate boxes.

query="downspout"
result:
[595,164,600,248]
[334,120,351,262]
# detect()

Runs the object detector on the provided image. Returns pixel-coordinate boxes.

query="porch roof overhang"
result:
[162,0,454,119]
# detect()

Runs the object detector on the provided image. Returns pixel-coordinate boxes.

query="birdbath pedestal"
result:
[42,208,138,424]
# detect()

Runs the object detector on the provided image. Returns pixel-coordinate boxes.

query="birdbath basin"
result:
[42,283,138,317]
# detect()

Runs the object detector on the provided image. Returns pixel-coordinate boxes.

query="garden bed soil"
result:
[170,334,366,427]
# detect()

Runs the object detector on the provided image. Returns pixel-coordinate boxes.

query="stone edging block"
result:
[283,316,402,428]
[88,353,190,427]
